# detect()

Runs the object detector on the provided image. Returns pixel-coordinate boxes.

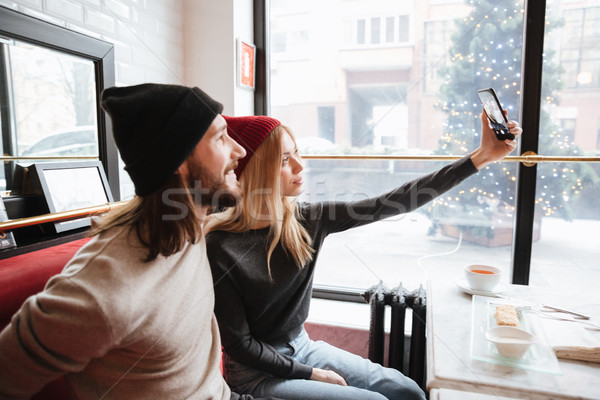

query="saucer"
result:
[455,277,508,296]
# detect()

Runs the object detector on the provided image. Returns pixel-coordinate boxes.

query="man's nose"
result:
[232,139,246,159]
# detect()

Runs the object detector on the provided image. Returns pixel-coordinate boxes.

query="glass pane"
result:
[271,1,525,289]
[543,4,600,155]
[530,165,599,289]
[385,17,395,43]
[8,40,98,158]
[531,2,600,289]
[300,159,515,290]
[398,15,409,43]
[270,0,523,155]
[272,32,287,53]
[370,17,380,45]
[357,19,366,45]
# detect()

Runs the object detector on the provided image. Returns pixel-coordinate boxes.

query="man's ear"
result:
[176,159,189,177]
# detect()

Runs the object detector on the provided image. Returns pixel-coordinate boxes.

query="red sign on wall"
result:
[238,39,255,90]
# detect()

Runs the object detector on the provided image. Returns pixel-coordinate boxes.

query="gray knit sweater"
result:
[207,156,477,381]
[0,226,228,400]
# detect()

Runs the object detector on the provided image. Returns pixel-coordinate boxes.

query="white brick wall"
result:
[0,0,185,86]
[0,0,186,198]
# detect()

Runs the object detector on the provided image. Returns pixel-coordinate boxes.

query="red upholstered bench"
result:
[0,237,92,400]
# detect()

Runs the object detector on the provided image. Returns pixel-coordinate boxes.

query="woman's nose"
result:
[291,157,303,173]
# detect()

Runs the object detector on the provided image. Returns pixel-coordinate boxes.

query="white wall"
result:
[0,0,253,198]
[0,0,186,85]
[183,0,254,116]
[183,0,234,112]
[232,0,254,116]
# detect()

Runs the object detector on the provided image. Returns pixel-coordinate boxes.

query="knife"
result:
[540,304,590,320]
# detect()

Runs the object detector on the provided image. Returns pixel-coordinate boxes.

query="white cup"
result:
[464,264,501,292]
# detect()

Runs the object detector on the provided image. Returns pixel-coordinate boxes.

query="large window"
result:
[267,0,599,291]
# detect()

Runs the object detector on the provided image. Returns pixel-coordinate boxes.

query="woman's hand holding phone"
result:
[477,88,515,141]
[470,109,522,171]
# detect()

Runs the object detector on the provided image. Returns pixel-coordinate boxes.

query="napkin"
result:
[539,317,600,363]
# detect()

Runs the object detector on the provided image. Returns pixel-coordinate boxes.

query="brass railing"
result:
[4,155,598,163]
[302,154,600,164]
[0,156,99,161]
[0,201,128,232]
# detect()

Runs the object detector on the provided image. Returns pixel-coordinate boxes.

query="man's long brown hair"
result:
[91,172,202,262]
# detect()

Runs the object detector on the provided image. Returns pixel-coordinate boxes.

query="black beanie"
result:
[101,83,223,196]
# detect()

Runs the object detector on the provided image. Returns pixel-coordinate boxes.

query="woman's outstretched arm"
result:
[313,111,521,235]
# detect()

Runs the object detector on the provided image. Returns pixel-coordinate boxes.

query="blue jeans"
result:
[224,328,425,400]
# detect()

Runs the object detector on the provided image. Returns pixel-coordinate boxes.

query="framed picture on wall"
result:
[237,38,256,90]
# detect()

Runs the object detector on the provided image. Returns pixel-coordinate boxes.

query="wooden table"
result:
[426,279,600,399]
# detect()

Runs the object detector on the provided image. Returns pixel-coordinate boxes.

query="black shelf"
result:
[0,194,91,259]
[0,227,90,260]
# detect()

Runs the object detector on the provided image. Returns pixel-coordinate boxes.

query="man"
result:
[0,83,267,399]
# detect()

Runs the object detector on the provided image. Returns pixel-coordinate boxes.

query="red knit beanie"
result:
[224,115,281,178]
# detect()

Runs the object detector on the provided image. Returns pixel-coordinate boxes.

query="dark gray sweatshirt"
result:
[207,155,477,380]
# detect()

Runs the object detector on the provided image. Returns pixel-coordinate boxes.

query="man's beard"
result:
[186,158,242,208]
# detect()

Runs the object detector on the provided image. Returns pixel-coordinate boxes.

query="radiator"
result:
[362,282,427,390]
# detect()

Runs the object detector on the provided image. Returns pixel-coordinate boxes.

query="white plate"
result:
[455,277,508,296]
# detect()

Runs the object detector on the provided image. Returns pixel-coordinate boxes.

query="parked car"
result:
[20,126,97,157]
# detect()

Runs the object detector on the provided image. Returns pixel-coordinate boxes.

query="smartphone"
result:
[477,88,514,141]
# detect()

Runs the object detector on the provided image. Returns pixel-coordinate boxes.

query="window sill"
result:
[308,297,413,333]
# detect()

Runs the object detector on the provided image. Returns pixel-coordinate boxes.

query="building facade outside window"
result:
[560,6,600,88]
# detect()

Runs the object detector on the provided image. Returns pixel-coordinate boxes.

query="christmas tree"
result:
[426,0,595,243]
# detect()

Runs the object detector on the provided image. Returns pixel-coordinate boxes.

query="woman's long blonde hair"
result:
[205,125,314,279]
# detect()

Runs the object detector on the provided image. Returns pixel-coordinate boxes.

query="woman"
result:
[206,113,521,400]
